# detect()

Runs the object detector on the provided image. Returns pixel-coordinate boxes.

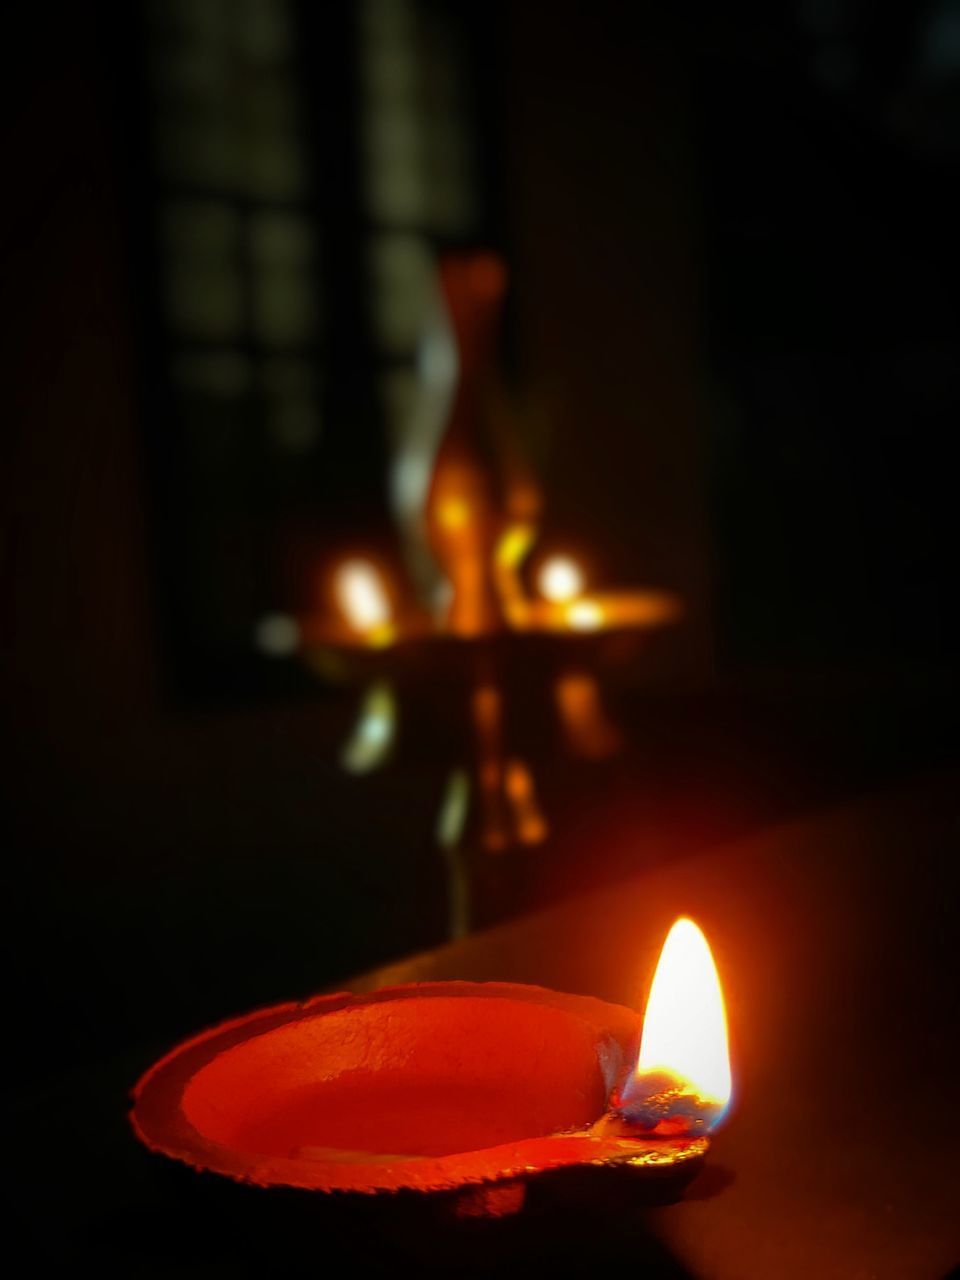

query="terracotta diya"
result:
[131,918,731,1218]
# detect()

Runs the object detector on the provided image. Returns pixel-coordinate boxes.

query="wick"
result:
[595,1072,722,1140]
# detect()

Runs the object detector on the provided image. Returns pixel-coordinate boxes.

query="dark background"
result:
[3,0,958,1100]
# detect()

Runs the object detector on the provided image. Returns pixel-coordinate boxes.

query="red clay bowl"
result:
[131,981,706,1203]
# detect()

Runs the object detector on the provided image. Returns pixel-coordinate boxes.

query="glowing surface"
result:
[538,555,585,603]
[636,918,731,1107]
[334,559,392,634]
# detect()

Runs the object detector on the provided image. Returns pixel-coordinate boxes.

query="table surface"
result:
[15,771,960,1277]
[351,769,960,1280]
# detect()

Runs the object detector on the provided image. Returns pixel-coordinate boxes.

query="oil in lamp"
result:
[132,917,732,1219]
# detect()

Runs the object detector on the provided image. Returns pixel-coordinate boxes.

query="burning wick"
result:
[605,917,732,1138]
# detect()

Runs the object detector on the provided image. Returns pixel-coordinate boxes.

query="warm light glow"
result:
[565,599,604,631]
[334,560,392,636]
[635,918,731,1108]
[538,556,585,603]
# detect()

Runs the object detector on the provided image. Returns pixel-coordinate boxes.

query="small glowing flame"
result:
[538,556,585,604]
[565,599,604,631]
[619,917,732,1133]
[334,560,393,637]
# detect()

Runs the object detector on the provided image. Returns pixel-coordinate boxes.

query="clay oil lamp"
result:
[131,918,732,1221]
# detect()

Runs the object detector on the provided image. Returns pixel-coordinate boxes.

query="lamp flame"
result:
[334,560,393,640]
[565,599,604,631]
[618,917,732,1134]
[538,555,585,604]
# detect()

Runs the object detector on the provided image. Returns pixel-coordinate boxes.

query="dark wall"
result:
[695,4,959,675]
[502,2,714,686]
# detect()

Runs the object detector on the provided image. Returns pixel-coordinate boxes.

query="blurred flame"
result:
[566,599,604,631]
[334,560,393,641]
[538,556,585,604]
[632,918,731,1117]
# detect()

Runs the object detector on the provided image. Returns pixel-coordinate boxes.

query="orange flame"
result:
[619,917,732,1133]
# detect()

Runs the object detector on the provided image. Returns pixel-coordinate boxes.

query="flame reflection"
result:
[340,681,397,774]
[565,599,605,631]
